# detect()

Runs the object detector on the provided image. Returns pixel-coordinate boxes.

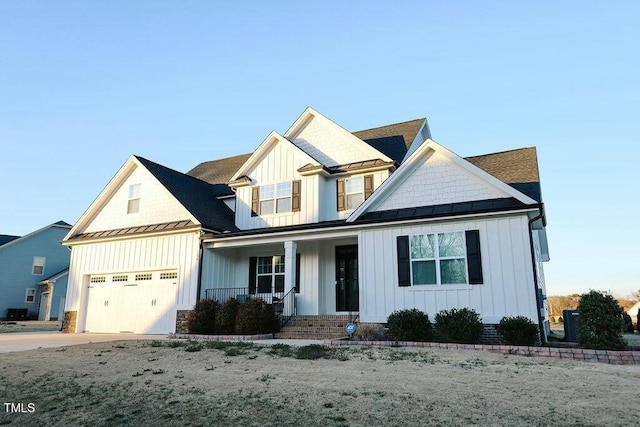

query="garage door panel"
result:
[86,271,177,334]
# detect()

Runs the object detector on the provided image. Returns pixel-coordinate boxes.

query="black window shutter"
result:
[465,230,483,284]
[397,235,411,287]
[295,253,301,293]
[251,187,259,217]
[248,257,257,294]
[337,179,346,211]
[292,180,301,212]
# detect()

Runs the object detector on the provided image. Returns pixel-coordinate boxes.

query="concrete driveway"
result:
[0,331,168,353]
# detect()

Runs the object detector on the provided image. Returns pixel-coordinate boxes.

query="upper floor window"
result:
[251,180,301,217]
[128,184,141,214]
[32,256,46,275]
[337,174,374,211]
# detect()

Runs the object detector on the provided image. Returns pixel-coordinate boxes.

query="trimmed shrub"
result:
[386,309,431,342]
[434,308,483,344]
[622,313,634,333]
[235,299,278,335]
[496,316,538,346]
[215,298,241,334]
[576,290,626,350]
[188,299,219,334]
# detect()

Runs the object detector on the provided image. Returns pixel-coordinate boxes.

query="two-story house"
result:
[0,221,71,321]
[62,108,550,340]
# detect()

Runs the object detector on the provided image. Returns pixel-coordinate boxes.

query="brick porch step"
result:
[275,315,357,339]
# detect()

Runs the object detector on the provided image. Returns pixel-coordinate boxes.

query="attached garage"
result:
[84,270,178,334]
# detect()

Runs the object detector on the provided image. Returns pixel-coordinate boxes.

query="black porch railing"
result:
[204,287,296,327]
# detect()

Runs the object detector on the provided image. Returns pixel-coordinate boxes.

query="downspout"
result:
[195,231,205,303]
[527,203,547,344]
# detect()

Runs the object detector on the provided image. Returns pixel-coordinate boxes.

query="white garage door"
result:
[85,270,178,334]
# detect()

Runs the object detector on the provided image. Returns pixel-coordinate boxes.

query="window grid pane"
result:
[276,198,291,213]
[412,260,437,285]
[346,193,364,210]
[346,177,364,194]
[259,184,274,199]
[276,182,291,197]
[411,235,435,259]
[260,200,274,215]
[438,232,465,257]
[440,259,467,284]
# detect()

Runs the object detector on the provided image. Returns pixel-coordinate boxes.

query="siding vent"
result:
[90,276,106,283]
[135,273,153,281]
[112,275,128,282]
[160,272,178,280]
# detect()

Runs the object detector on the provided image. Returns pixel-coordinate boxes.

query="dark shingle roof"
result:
[0,235,19,246]
[464,147,542,202]
[353,118,426,164]
[136,156,238,232]
[187,153,252,185]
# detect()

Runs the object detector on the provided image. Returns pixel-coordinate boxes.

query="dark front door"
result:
[335,245,359,312]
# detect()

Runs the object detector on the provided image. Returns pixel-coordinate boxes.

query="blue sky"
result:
[1,2,638,296]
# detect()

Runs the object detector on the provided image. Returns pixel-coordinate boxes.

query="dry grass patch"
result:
[0,340,638,426]
[0,321,61,334]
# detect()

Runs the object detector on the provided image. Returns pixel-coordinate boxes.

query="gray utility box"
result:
[563,310,580,342]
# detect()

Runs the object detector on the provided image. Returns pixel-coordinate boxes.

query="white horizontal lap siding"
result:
[359,215,537,324]
[374,151,509,212]
[84,165,193,233]
[66,232,200,314]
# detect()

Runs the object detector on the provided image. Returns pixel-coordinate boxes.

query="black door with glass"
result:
[335,245,359,312]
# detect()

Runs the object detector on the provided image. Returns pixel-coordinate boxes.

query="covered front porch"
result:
[201,230,360,327]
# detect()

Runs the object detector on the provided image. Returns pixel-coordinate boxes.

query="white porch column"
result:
[284,240,297,293]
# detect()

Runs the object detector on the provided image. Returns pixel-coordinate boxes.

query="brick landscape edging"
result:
[170,333,273,341]
[325,339,640,365]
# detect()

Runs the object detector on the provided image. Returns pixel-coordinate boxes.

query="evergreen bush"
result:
[496,316,538,346]
[188,299,218,334]
[235,299,278,335]
[386,309,431,341]
[576,290,626,350]
[622,313,634,333]
[434,308,483,344]
[215,298,241,334]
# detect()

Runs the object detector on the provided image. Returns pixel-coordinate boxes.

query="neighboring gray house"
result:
[0,221,72,320]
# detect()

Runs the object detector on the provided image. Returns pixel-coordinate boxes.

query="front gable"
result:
[349,140,538,222]
[285,107,393,167]
[68,157,198,238]
[230,132,319,185]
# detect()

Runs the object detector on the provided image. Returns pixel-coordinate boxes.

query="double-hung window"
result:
[252,181,300,216]
[397,230,483,287]
[345,177,364,210]
[256,255,285,293]
[128,184,141,214]
[410,232,468,285]
[337,175,373,211]
[32,256,46,275]
[25,288,36,303]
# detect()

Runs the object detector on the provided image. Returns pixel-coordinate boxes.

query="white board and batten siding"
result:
[66,232,200,333]
[359,214,538,324]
